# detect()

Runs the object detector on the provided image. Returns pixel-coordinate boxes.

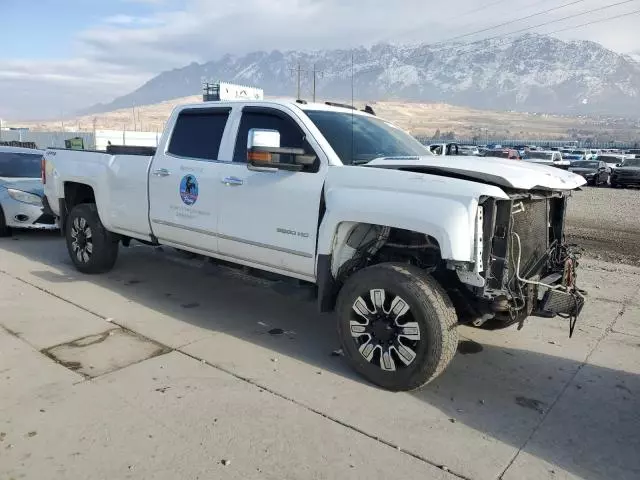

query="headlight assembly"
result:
[7,189,42,205]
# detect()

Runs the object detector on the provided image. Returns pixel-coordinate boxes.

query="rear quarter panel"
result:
[44,149,153,237]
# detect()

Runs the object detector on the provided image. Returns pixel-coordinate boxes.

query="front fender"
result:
[317,168,508,263]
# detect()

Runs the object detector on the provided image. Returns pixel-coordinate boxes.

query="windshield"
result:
[0,152,42,178]
[622,158,640,167]
[304,110,429,165]
[572,161,599,168]
[598,156,621,163]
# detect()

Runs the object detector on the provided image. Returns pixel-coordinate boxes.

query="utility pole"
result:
[312,64,324,102]
[290,63,303,100]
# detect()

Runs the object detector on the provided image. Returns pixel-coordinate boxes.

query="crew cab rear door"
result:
[148,106,231,253]
[214,106,327,281]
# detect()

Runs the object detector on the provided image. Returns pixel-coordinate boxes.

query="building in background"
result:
[203,81,264,102]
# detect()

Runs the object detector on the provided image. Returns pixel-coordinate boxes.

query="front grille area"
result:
[510,199,549,279]
[485,195,558,293]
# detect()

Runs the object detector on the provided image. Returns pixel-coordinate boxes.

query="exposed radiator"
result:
[510,198,549,279]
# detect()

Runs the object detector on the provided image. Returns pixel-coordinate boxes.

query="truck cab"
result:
[43,99,588,391]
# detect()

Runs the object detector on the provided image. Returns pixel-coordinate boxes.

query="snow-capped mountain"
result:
[83,34,640,116]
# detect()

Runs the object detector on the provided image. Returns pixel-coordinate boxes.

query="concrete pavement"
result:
[1,231,639,480]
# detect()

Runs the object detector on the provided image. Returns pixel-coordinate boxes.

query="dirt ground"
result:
[566,186,640,266]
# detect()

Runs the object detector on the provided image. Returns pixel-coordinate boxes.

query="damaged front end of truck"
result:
[453,191,585,336]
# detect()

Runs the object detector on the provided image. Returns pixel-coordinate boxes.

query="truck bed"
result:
[44,148,154,240]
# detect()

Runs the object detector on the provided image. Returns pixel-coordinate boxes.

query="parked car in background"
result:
[564,149,594,161]
[568,160,609,186]
[597,154,627,171]
[522,150,570,169]
[459,145,480,156]
[0,146,57,236]
[483,148,521,160]
[428,143,460,156]
[610,157,640,188]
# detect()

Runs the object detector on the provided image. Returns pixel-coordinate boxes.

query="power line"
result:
[441,0,588,44]
[539,5,640,34]
[376,0,519,44]
[427,0,640,59]
[366,0,640,70]
[459,0,639,46]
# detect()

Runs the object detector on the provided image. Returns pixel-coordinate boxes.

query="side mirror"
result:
[246,128,315,172]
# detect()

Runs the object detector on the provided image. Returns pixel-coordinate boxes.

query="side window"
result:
[233,110,318,172]
[168,109,229,160]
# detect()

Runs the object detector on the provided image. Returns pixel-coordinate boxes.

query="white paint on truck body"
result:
[43,99,586,285]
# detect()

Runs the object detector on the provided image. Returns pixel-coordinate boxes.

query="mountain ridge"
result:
[80,33,640,117]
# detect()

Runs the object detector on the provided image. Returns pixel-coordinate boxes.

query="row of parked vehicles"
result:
[428,142,640,187]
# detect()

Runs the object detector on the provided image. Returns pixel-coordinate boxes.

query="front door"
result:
[148,107,231,254]
[215,106,327,280]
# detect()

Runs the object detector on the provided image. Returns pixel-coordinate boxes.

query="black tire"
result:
[336,263,459,391]
[65,203,119,274]
[0,206,11,237]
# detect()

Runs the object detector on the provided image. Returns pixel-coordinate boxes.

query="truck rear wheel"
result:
[65,203,119,274]
[336,263,459,391]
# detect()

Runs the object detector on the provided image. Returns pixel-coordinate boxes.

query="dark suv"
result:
[611,158,640,188]
[568,160,609,186]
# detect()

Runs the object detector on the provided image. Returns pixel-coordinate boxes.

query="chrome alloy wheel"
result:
[350,289,421,372]
[70,217,93,263]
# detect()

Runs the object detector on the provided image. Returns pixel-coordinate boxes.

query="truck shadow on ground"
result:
[2,232,639,480]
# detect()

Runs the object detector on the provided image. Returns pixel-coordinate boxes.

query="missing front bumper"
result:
[532,255,586,337]
[539,288,585,317]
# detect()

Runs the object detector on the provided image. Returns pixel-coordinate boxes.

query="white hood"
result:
[365,155,587,191]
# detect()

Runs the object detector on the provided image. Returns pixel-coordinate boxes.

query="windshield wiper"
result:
[352,159,373,165]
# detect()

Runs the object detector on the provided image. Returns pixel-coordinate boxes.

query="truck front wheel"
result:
[336,263,459,391]
[65,203,119,274]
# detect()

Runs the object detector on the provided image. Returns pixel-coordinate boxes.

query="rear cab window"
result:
[167,108,230,160]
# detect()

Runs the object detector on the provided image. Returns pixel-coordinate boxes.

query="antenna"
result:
[351,52,355,165]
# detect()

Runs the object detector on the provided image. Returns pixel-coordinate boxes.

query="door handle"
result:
[152,168,171,177]
[222,176,243,186]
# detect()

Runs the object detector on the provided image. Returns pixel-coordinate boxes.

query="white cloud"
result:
[0,59,148,119]
[103,14,164,26]
[2,0,640,119]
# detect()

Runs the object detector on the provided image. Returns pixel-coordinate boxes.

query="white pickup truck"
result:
[42,99,587,391]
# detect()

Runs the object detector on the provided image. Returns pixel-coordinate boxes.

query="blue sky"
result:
[0,0,165,58]
[1,0,639,120]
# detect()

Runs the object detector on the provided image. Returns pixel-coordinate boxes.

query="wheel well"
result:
[317,223,443,313]
[61,182,96,233]
[64,182,95,209]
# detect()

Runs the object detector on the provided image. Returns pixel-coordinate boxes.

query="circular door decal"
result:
[179,174,199,206]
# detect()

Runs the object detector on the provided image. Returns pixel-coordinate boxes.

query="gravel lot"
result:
[566,185,640,266]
